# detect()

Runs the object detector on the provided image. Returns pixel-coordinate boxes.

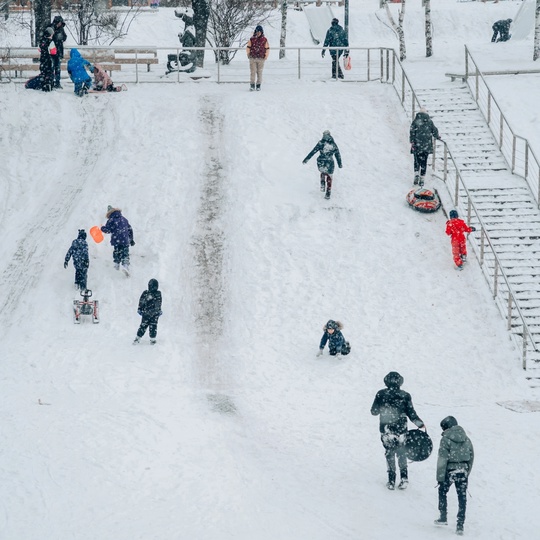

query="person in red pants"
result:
[445,210,476,270]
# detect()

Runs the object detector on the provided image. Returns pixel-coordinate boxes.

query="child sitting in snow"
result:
[92,63,122,92]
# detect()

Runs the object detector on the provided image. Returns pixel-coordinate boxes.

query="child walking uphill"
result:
[445,210,476,270]
[101,206,135,275]
[67,49,93,96]
[133,279,162,345]
[303,131,342,200]
[64,229,89,290]
[317,320,351,357]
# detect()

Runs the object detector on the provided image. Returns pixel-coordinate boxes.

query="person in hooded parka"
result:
[409,109,441,186]
[321,18,349,79]
[491,19,512,42]
[38,26,55,92]
[64,229,90,290]
[67,48,93,96]
[303,130,343,200]
[317,320,349,356]
[133,279,162,345]
[370,372,426,490]
[434,416,474,536]
[51,15,67,88]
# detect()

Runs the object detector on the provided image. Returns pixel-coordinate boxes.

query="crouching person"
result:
[317,319,350,356]
[133,279,162,345]
[435,416,474,536]
[67,49,93,96]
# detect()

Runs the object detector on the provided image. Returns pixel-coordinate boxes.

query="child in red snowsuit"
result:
[445,210,476,269]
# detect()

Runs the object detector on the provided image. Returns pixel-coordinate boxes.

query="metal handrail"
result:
[464,46,540,208]
[384,47,538,369]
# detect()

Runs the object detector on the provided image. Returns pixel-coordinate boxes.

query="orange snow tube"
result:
[406,188,441,213]
[90,226,104,243]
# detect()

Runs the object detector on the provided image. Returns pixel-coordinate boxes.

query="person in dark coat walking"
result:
[101,206,135,274]
[322,18,349,79]
[67,49,93,96]
[491,19,512,42]
[133,279,162,345]
[51,15,67,88]
[410,108,441,186]
[434,416,474,536]
[371,371,426,490]
[303,130,342,199]
[38,27,55,92]
[64,229,89,290]
[317,320,351,356]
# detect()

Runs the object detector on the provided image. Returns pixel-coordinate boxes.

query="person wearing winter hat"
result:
[321,17,349,80]
[434,416,474,536]
[445,209,476,270]
[50,15,67,89]
[409,108,441,186]
[101,206,135,275]
[64,229,89,290]
[303,130,342,199]
[371,372,426,490]
[133,279,162,345]
[491,18,512,42]
[246,24,269,91]
[316,319,351,356]
[38,26,56,92]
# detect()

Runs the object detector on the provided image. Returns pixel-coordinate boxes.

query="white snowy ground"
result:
[1,1,540,539]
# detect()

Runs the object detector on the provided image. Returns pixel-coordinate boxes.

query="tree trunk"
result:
[192,0,210,67]
[534,0,540,61]
[383,0,406,61]
[279,0,287,59]
[424,0,432,57]
[33,0,51,47]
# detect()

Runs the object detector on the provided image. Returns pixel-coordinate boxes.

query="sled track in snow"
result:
[0,100,111,331]
[191,95,230,394]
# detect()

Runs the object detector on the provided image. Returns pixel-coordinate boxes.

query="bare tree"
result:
[424,0,432,57]
[206,0,272,64]
[534,0,540,60]
[279,0,286,59]
[192,0,210,67]
[62,0,143,46]
[382,0,406,61]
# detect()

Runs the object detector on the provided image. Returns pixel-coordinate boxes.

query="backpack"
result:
[341,341,351,355]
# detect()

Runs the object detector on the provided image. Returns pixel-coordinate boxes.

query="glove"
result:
[316,349,323,357]
[344,51,349,58]
[321,50,325,58]
[470,226,476,232]
[159,311,163,316]
[138,310,142,316]
[302,159,308,165]
[64,261,68,269]
[339,165,343,169]
[130,240,135,247]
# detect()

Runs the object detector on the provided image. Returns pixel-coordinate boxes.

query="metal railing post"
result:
[480,229,485,265]
[499,112,504,149]
[493,262,499,299]
[507,292,513,331]
[135,50,139,83]
[523,327,528,370]
[454,170,459,206]
[512,135,516,173]
[298,48,301,80]
[443,144,448,182]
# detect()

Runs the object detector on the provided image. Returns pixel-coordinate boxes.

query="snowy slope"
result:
[1,2,540,539]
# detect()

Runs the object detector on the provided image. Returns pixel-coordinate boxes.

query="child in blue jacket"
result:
[67,49,93,96]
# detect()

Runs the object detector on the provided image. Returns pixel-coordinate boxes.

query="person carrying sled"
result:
[445,209,476,270]
[492,19,512,42]
[246,25,270,91]
[303,130,342,200]
[101,206,135,274]
[322,18,349,80]
[316,320,351,357]
[410,108,441,186]
[51,15,67,89]
[67,49,93,97]
[434,416,474,536]
[133,279,162,345]
[64,229,89,291]
[370,371,426,490]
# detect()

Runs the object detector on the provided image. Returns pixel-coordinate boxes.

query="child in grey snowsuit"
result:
[133,279,162,345]
[303,131,342,200]
[317,320,350,356]
[64,229,89,290]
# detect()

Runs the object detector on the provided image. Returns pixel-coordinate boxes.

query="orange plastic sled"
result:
[90,226,104,243]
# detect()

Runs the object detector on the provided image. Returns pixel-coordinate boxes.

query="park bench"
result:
[446,69,540,82]
[113,48,159,72]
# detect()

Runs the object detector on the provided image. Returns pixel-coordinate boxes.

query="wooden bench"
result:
[446,69,540,82]
[113,48,158,72]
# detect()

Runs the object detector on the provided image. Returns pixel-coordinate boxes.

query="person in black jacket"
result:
[64,229,89,290]
[371,371,426,490]
[491,19,512,42]
[410,108,441,186]
[322,18,349,79]
[133,279,162,345]
[51,15,67,89]
[38,27,55,92]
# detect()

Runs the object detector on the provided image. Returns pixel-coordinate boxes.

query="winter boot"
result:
[250,83,255,91]
[320,178,326,191]
[150,338,156,345]
[122,263,130,276]
[434,517,448,526]
[397,478,409,490]
[456,523,464,536]
[325,189,331,200]
[419,176,425,187]
[133,337,140,345]
[456,264,464,271]
[386,471,396,490]
[414,174,420,185]
[461,254,467,262]
[256,84,261,91]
